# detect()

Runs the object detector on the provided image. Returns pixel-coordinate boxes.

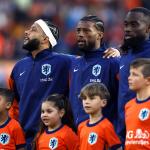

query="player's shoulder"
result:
[78,120,90,134]
[68,54,82,60]
[17,56,31,63]
[71,55,83,66]
[9,118,21,127]
[6,118,22,132]
[78,120,87,129]
[51,53,75,64]
[13,57,31,69]
[53,52,74,59]
[62,125,74,133]
[108,56,120,65]
[125,97,136,108]
[99,118,114,129]
[59,125,75,138]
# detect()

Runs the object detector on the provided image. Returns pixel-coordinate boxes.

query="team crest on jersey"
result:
[92,64,101,77]
[41,64,51,75]
[49,137,58,149]
[0,133,10,145]
[139,108,150,121]
[88,132,98,145]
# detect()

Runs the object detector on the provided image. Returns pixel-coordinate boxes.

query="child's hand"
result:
[103,48,120,58]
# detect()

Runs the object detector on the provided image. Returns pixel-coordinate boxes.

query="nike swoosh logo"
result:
[73,69,78,72]
[120,65,124,69]
[20,71,25,76]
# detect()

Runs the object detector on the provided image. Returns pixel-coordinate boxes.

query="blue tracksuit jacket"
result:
[10,49,71,139]
[118,39,150,143]
[69,47,120,126]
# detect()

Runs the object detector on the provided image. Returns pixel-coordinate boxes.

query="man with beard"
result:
[117,7,150,144]
[69,15,120,128]
[8,19,71,149]
[9,18,119,149]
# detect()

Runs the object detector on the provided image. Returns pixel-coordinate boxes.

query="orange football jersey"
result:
[78,117,121,150]
[0,117,25,149]
[125,97,150,150]
[36,125,79,150]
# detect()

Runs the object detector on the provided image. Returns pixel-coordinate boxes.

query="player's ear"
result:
[146,23,150,34]
[99,31,104,39]
[146,76,150,85]
[6,102,12,110]
[59,108,65,118]
[97,31,103,40]
[101,99,107,107]
[41,36,49,44]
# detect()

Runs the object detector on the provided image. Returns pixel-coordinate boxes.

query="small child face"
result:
[0,96,10,113]
[82,95,106,115]
[41,101,64,129]
[128,67,149,91]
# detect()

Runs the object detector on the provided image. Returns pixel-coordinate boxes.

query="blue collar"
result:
[0,117,11,128]
[136,96,150,104]
[86,117,105,127]
[130,38,150,54]
[83,47,106,59]
[28,48,53,60]
[46,124,64,134]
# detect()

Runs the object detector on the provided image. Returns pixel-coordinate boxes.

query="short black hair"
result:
[130,58,150,78]
[44,20,59,42]
[129,7,150,20]
[80,15,104,32]
[0,88,14,103]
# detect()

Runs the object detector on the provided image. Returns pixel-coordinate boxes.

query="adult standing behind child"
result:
[125,58,150,150]
[78,83,122,150]
[0,88,25,150]
[9,19,71,149]
[35,94,79,150]
[70,15,120,127]
[9,18,120,149]
[118,7,150,143]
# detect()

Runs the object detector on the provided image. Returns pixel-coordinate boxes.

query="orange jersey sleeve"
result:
[103,119,121,149]
[11,119,26,147]
[63,126,79,150]
[0,118,25,149]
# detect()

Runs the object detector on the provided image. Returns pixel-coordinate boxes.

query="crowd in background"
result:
[1,0,149,58]
[0,0,149,87]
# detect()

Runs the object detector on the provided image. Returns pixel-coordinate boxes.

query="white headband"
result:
[35,19,57,47]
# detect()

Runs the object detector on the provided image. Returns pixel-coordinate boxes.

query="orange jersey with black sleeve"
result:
[0,117,26,149]
[125,97,150,150]
[36,125,79,150]
[78,117,121,150]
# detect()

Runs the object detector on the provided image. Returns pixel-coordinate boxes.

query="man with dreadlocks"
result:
[69,15,120,128]
[8,18,120,149]
[8,19,71,149]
